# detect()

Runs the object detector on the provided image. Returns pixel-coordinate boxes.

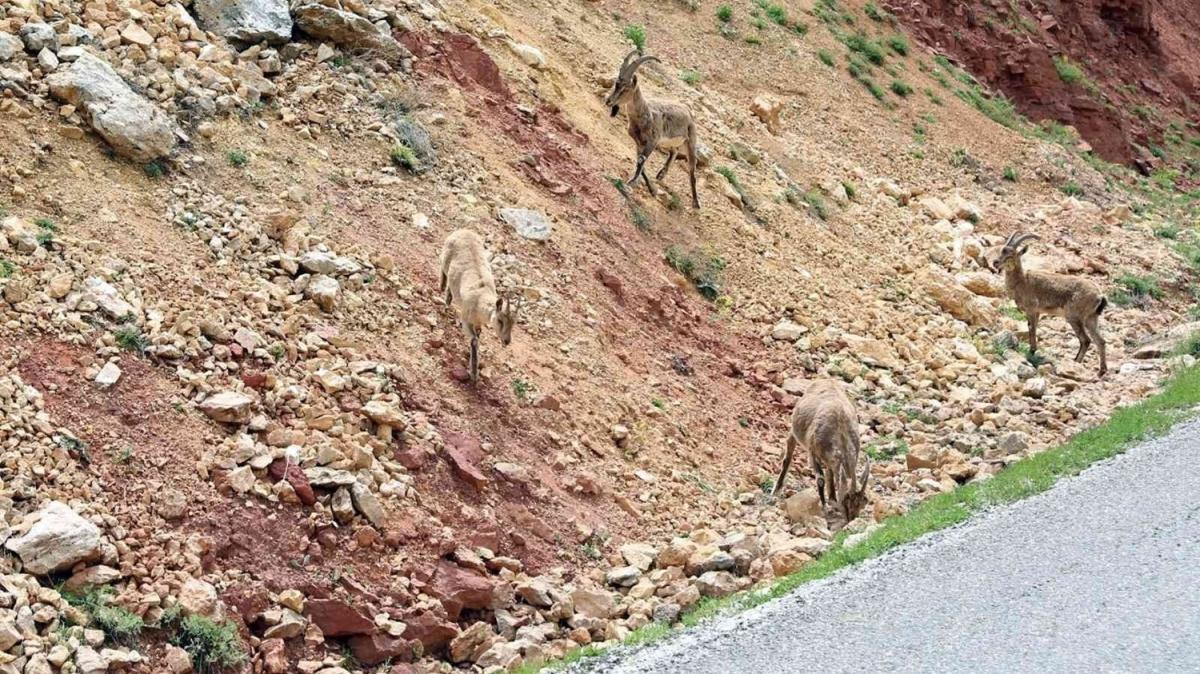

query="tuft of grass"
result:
[1003,166,1019,182]
[844,33,885,65]
[890,79,913,97]
[817,49,835,67]
[680,69,702,86]
[389,144,418,172]
[63,588,144,646]
[1060,181,1083,197]
[34,218,56,248]
[113,326,149,354]
[511,378,532,401]
[803,190,827,220]
[630,206,652,231]
[665,245,726,301]
[1016,342,1047,367]
[885,34,909,56]
[955,85,1020,129]
[717,4,733,22]
[864,2,891,22]
[1115,273,1163,301]
[0,260,14,279]
[841,181,856,200]
[144,160,167,178]
[999,304,1027,322]
[225,150,248,168]
[715,166,751,206]
[1053,55,1090,88]
[515,364,1200,674]
[169,615,247,674]
[756,0,788,25]
[1153,223,1180,239]
[623,24,647,51]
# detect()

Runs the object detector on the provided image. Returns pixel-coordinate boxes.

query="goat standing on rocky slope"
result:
[773,379,871,527]
[605,49,701,209]
[990,232,1108,376]
[439,229,521,383]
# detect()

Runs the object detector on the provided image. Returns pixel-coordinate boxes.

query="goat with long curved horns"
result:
[605,50,701,209]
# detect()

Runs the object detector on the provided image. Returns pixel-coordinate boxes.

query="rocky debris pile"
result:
[0,0,418,159]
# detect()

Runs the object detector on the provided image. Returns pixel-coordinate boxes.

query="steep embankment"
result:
[0,0,1197,672]
[884,0,1200,170]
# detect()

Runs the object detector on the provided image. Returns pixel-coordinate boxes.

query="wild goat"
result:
[990,232,1108,375]
[773,379,871,526]
[439,229,522,383]
[605,49,701,209]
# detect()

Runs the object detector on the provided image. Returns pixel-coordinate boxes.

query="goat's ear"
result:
[1018,246,1029,256]
[630,75,637,86]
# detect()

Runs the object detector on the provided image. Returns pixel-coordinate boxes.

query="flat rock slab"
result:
[193,0,292,44]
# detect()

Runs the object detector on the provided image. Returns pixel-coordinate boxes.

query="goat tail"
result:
[1095,296,1107,316]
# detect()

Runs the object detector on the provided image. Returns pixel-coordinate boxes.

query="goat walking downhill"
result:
[773,379,871,527]
[605,49,701,209]
[991,232,1108,376]
[439,229,521,383]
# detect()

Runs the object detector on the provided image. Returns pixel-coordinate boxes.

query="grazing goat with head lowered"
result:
[990,232,1108,376]
[605,49,701,209]
[773,379,871,527]
[439,229,522,383]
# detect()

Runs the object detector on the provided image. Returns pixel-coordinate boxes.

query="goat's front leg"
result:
[811,455,826,510]
[628,140,658,195]
[1027,312,1040,354]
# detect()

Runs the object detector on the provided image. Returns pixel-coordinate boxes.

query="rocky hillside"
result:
[0,0,1197,673]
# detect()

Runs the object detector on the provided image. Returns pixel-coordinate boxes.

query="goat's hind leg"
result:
[772,435,797,498]
[656,150,677,181]
[1068,318,1090,362]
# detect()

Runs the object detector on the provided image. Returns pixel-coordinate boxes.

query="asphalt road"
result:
[578,417,1200,674]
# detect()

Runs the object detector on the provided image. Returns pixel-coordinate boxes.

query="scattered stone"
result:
[46,54,179,161]
[83,277,134,320]
[5,501,104,575]
[292,3,411,63]
[95,362,121,388]
[198,391,255,424]
[772,319,807,342]
[306,599,375,637]
[499,208,552,241]
[193,0,293,44]
[605,566,641,587]
[442,432,488,490]
[750,95,783,134]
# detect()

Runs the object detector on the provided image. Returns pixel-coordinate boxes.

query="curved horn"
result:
[628,55,660,74]
[1012,233,1041,249]
[618,49,639,74]
[1003,231,1021,248]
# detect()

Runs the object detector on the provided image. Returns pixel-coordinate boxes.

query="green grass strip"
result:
[517,364,1200,673]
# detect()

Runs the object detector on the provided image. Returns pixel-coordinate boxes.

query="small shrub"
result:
[144,160,167,178]
[170,615,247,674]
[841,181,856,199]
[63,588,144,646]
[817,49,835,66]
[890,79,912,97]
[956,86,1020,129]
[791,21,809,35]
[1060,181,1083,197]
[716,4,733,22]
[330,54,351,68]
[680,70,702,86]
[999,304,1027,321]
[1003,166,1019,182]
[665,245,726,300]
[886,34,909,56]
[225,150,248,168]
[1174,334,1200,358]
[389,144,418,172]
[924,89,943,105]
[865,436,909,461]
[623,24,646,51]
[715,166,749,205]
[511,378,532,401]
[744,35,762,45]
[1151,168,1179,190]
[0,260,14,278]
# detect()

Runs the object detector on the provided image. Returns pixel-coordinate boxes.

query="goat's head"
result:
[605,50,659,117]
[990,232,1039,273]
[492,292,524,346]
[839,455,872,524]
